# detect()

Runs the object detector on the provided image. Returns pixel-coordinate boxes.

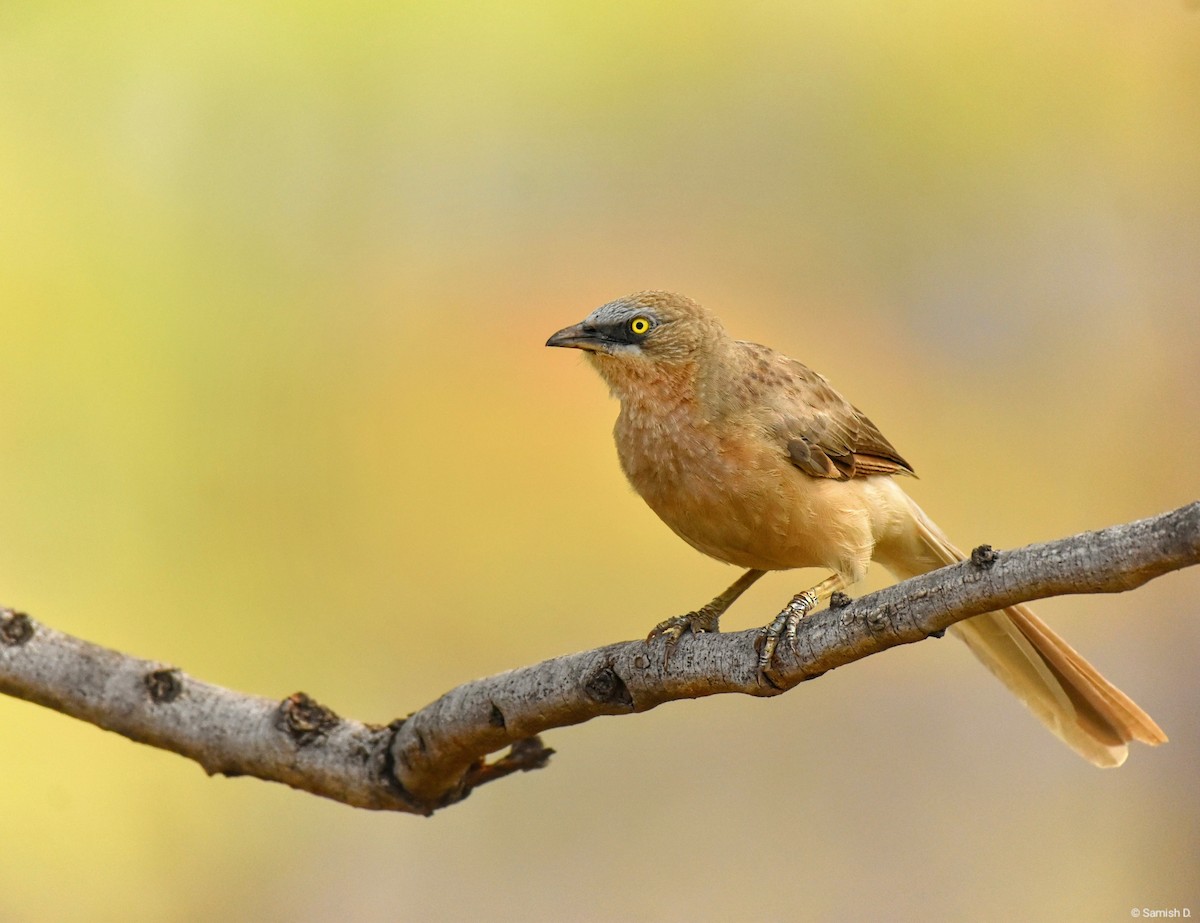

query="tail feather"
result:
[885,493,1166,767]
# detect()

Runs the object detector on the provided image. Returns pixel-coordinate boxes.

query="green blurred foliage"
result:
[1,1,1197,920]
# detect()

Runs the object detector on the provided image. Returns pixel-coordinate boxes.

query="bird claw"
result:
[647,607,721,666]
[756,590,818,681]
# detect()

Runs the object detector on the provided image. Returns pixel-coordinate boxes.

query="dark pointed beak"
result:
[545,322,599,350]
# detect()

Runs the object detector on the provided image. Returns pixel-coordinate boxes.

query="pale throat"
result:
[588,354,733,495]
[587,353,698,408]
[586,336,739,414]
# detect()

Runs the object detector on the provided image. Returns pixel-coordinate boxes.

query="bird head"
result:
[545,292,726,373]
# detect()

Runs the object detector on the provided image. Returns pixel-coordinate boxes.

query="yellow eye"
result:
[629,316,651,336]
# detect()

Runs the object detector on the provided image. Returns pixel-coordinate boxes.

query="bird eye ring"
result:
[629,316,651,336]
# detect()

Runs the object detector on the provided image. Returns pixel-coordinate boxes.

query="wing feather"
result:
[737,341,914,481]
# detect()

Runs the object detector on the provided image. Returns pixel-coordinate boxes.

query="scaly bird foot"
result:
[756,590,819,682]
[646,605,722,666]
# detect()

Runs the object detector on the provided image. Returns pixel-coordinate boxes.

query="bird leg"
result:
[757,573,847,680]
[647,569,766,664]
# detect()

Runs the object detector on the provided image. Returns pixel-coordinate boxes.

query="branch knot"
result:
[0,609,34,646]
[582,663,634,709]
[277,692,341,745]
[970,544,999,568]
[144,667,184,703]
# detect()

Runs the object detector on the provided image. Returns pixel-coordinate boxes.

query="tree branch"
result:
[3,502,1197,815]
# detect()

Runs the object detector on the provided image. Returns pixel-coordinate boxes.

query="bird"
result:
[545,290,1166,767]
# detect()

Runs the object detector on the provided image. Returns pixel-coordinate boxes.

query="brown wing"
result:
[737,341,915,481]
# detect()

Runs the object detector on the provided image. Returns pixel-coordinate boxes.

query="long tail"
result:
[883,493,1167,767]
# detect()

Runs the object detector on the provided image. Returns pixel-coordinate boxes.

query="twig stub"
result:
[970,544,999,568]
[277,692,341,746]
[0,609,34,647]
[144,668,184,704]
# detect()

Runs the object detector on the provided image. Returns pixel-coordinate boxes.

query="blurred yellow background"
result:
[2,1,1198,920]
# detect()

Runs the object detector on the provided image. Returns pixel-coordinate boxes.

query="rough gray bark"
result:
[3,502,1197,815]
